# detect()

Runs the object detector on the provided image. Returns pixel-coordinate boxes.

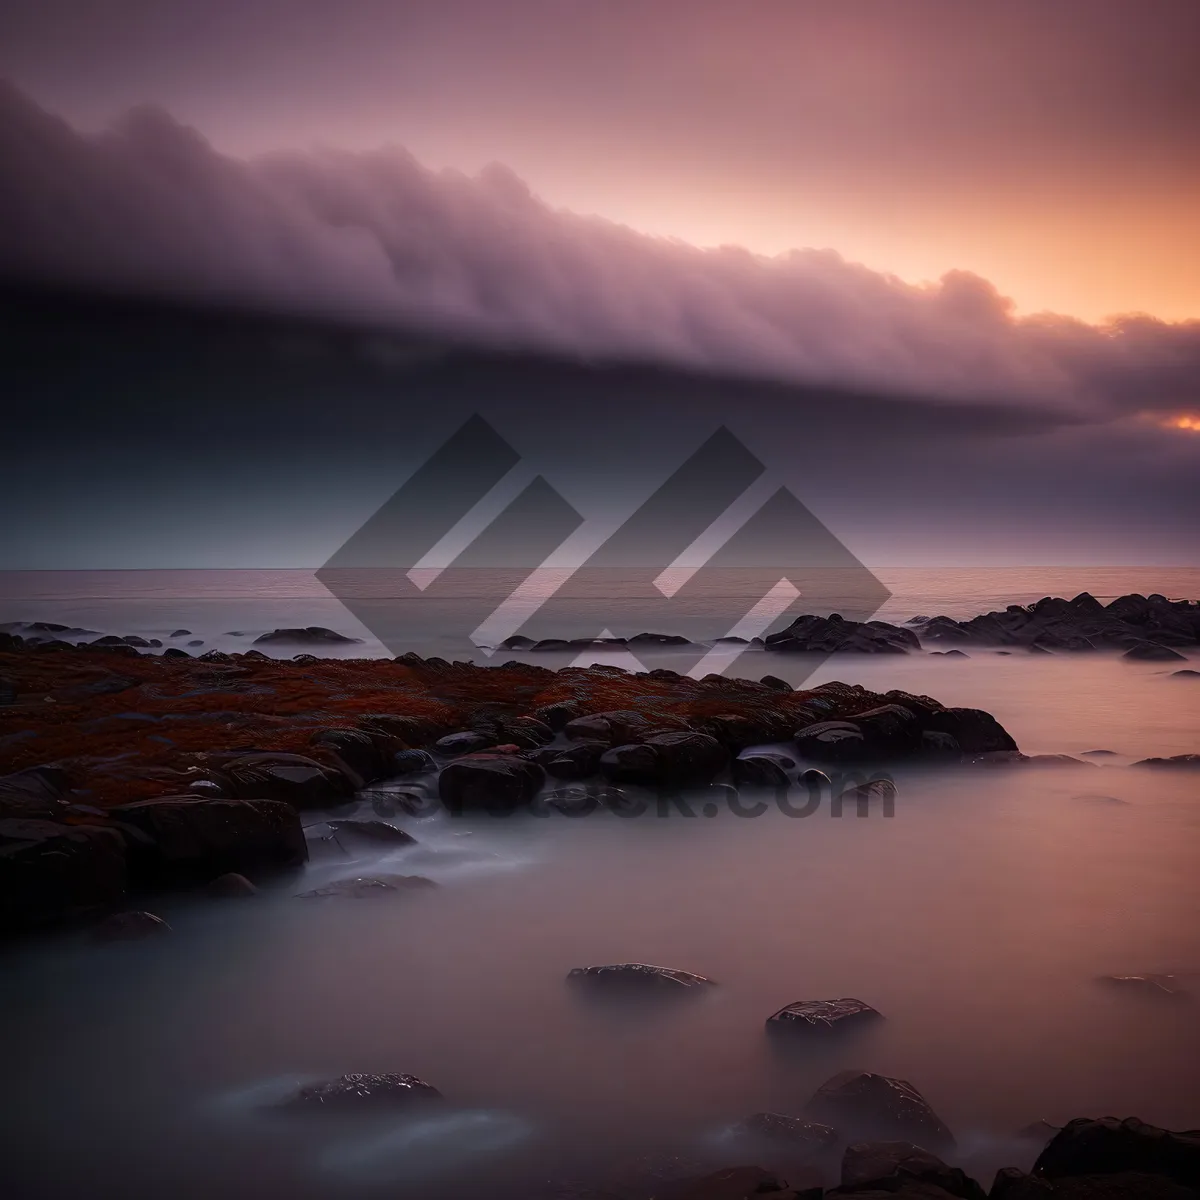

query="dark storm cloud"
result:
[0,82,1198,423]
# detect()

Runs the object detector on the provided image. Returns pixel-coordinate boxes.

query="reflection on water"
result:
[4,758,1200,1199]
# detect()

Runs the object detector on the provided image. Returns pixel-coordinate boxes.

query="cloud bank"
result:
[1,82,1197,419]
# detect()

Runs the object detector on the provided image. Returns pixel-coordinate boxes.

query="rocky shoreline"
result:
[1,621,1197,936]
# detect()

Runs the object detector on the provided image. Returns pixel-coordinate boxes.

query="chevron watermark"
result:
[316,416,890,680]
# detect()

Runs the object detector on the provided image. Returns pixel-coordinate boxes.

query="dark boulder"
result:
[924,707,1018,755]
[1132,755,1200,769]
[310,728,389,784]
[0,765,71,820]
[600,731,728,787]
[735,1112,839,1152]
[538,739,609,780]
[252,627,362,645]
[840,1141,985,1198]
[223,753,356,809]
[438,754,545,812]
[274,1072,441,1111]
[434,730,495,756]
[733,753,793,789]
[564,709,683,745]
[767,997,883,1036]
[296,874,437,899]
[1122,643,1187,662]
[91,910,171,942]
[567,963,714,992]
[391,748,436,775]
[804,1071,955,1152]
[992,1169,1195,1198]
[1034,1117,1200,1189]
[109,798,307,885]
[207,872,258,898]
[0,819,128,933]
[323,819,416,846]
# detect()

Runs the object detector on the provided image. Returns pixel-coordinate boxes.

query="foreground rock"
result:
[803,1071,955,1152]
[274,1072,442,1111]
[735,1113,839,1153]
[1033,1117,1200,1190]
[323,819,416,845]
[599,731,729,787]
[840,1141,986,1198]
[296,874,437,900]
[438,754,545,812]
[766,997,883,1036]
[111,798,307,885]
[567,963,715,993]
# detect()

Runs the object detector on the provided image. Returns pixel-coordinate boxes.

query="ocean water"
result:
[1,566,1198,1198]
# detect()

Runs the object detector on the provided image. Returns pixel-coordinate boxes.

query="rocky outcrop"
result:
[109,797,307,885]
[0,819,128,933]
[766,614,921,655]
[766,997,883,1036]
[600,731,729,788]
[252,627,363,645]
[803,1071,955,1152]
[1032,1117,1200,1190]
[567,963,715,992]
[273,1072,442,1111]
[1132,755,1200,769]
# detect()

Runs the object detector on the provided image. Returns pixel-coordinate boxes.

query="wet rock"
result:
[732,752,793,789]
[324,819,415,846]
[564,709,682,745]
[1132,754,1200,769]
[600,731,728,787]
[274,1072,442,1111]
[207,872,258,898]
[162,647,190,659]
[1122,643,1187,662]
[296,874,437,899]
[766,997,883,1036]
[760,674,793,692]
[803,1071,955,1152]
[109,798,307,884]
[836,778,898,810]
[1098,974,1189,997]
[924,707,1018,755]
[311,728,389,784]
[930,649,970,658]
[0,820,128,933]
[1171,669,1200,678]
[438,754,545,813]
[567,963,715,992]
[252,627,363,645]
[223,752,356,810]
[0,765,71,820]
[920,730,963,761]
[766,613,920,654]
[391,748,436,775]
[187,779,227,798]
[841,1141,986,1198]
[435,730,495,755]
[735,1112,839,1153]
[91,910,171,942]
[187,640,204,647]
[170,629,192,637]
[538,739,609,781]
[1033,1116,1200,1190]
[797,768,831,791]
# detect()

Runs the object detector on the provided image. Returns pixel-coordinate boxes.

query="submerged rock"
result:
[735,1112,839,1152]
[1132,755,1200,769]
[91,910,171,942]
[207,872,258,898]
[296,874,437,900]
[567,963,715,992]
[274,1072,442,1111]
[766,997,883,1035]
[803,1070,955,1152]
[732,752,794,788]
[599,731,728,788]
[1123,642,1187,662]
[324,819,416,846]
[438,754,545,812]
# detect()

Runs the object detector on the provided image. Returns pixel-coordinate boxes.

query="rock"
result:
[564,709,679,745]
[600,731,728,788]
[931,649,970,658]
[761,675,793,691]
[391,748,437,775]
[170,629,192,637]
[797,768,831,791]
[438,754,545,813]
[1171,669,1200,678]
[222,752,356,809]
[296,874,437,899]
[1132,755,1200,769]
[162,647,190,659]
[274,1072,441,1111]
[1016,1121,1064,1144]
[252,627,363,645]
[0,765,71,820]
[187,639,204,647]
[434,730,496,755]
[766,613,920,654]
[91,910,171,941]
[837,778,898,810]
[1122,643,1187,662]
[732,752,794,788]
[310,728,390,783]
[1033,1116,1200,1190]
[537,739,609,781]
[803,1071,955,1152]
[1098,974,1189,998]
[924,707,1019,755]
[0,820,128,933]
[567,963,715,992]
[735,1112,839,1152]
[207,872,258,898]
[841,1141,986,1198]
[109,798,307,885]
[766,997,883,1035]
[993,1171,1196,1198]
[323,819,416,846]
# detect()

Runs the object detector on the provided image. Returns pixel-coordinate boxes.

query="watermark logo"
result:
[317,415,889,679]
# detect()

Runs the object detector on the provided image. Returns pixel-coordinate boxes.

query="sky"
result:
[0,0,1197,569]
[2,0,1199,323]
